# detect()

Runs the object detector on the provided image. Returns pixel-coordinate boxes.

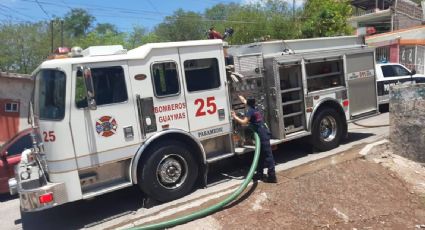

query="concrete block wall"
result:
[389,83,425,163]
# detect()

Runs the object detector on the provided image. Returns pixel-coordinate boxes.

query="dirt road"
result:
[172,144,425,230]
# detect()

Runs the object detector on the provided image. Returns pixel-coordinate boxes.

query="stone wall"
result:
[390,83,425,163]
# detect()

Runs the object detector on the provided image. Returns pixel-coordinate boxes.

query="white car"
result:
[375,63,425,104]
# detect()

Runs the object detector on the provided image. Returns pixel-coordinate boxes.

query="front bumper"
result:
[11,154,69,212]
[18,181,68,212]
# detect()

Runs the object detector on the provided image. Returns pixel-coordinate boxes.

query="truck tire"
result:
[137,140,198,202]
[311,108,343,151]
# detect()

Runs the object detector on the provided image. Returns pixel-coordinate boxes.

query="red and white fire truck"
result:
[9,36,378,211]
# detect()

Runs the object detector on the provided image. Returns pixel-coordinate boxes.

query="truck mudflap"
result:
[18,181,68,212]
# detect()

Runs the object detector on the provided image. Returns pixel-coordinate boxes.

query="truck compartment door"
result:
[265,57,305,140]
[345,52,378,119]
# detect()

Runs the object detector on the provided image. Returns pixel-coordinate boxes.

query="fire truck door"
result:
[178,46,231,139]
[71,62,140,167]
[140,49,190,134]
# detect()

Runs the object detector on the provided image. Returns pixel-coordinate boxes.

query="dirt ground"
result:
[174,142,425,230]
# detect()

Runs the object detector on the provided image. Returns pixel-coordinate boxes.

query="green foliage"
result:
[127,25,146,49]
[0,21,50,73]
[301,0,353,38]
[95,23,119,35]
[0,1,357,73]
[154,9,206,41]
[74,30,127,49]
[63,8,95,38]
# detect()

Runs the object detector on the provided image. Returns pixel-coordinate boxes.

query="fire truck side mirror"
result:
[81,67,97,110]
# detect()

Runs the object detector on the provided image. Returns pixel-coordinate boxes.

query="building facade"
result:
[0,72,33,145]
[366,26,425,74]
[349,0,423,34]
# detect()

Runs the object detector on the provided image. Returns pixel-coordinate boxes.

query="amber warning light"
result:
[48,47,70,59]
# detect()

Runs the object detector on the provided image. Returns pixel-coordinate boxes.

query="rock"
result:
[390,84,425,163]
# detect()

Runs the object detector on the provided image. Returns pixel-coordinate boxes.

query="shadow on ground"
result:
[0,194,18,203]
[20,187,144,230]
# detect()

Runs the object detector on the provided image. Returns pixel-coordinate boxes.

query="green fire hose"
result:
[132,131,261,230]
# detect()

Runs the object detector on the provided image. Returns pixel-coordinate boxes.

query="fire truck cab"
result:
[10,36,378,212]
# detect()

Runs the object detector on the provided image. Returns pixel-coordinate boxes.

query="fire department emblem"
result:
[95,116,118,137]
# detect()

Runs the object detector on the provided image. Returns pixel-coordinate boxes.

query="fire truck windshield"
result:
[34,69,66,120]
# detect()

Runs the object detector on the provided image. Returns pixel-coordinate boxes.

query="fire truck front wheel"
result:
[137,141,199,202]
[311,108,343,151]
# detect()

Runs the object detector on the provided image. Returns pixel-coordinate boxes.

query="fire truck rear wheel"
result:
[137,141,198,202]
[311,108,343,151]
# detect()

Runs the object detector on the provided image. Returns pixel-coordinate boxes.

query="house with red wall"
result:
[0,72,33,145]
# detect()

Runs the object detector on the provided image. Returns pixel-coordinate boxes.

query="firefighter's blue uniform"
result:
[246,106,276,179]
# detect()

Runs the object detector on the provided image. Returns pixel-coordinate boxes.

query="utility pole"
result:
[60,20,64,47]
[50,20,54,53]
[293,0,295,20]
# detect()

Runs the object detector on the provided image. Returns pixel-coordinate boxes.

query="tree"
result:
[301,0,353,38]
[154,9,206,41]
[74,30,126,49]
[127,25,146,49]
[140,33,161,44]
[63,8,95,38]
[203,3,241,41]
[218,1,298,44]
[0,21,50,73]
[95,23,119,35]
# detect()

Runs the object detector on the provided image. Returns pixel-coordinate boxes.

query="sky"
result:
[0,0,304,32]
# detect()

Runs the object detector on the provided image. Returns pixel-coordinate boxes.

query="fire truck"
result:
[9,36,378,212]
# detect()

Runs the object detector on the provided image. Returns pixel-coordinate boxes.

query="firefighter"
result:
[231,95,277,183]
[208,26,223,39]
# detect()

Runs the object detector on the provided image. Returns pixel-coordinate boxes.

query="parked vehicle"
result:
[0,128,33,194]
[10,36,379,212]
[376,63,425,104]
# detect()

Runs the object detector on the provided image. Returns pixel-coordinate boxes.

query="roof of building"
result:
[0,72,32,80]
[366,25,425,45]
[351,0,393,10]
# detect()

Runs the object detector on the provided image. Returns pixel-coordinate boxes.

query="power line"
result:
[11,0,419,30]
[145,0,160,15]
[60,0,73,10]
[0,3,34,20]
[35,0,51,19]
[19,0,276,24]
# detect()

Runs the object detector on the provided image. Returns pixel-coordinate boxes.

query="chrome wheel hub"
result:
[320,115,337,142]
[157,154,188,189]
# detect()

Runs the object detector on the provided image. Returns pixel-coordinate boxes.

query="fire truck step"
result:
[283,111,303,118]
[206,152,235,163]
[281,87,302,93]
[282,99,303,106]
[82,180,133,199]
